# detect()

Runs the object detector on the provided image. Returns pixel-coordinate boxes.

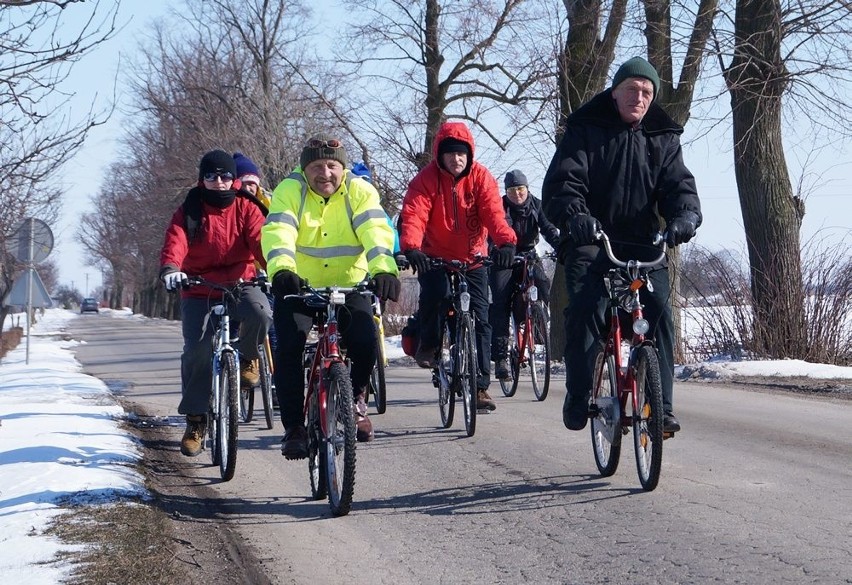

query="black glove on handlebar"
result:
[492,244,516,269]
[567,214,600,246]
[271,270,304,298]
[403,249,430,275]
[373,272,401,302]
[665,212,699,247]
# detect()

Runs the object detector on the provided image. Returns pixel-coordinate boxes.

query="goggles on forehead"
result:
[307,138,342,149]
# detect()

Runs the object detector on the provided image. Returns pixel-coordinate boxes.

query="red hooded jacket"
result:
[400,122,515,262]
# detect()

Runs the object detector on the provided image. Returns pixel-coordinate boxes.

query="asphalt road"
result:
[69,313,852,585]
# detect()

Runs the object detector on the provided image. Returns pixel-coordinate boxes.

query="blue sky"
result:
[50,1,851,292]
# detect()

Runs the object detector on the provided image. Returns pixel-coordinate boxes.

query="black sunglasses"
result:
[307,138,342,149]
[203,171,235,182]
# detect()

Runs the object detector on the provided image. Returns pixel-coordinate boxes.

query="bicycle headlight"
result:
[528,285,538,302]
[329,291,346,305]
[633,318,650,335]
[460,291,471,312]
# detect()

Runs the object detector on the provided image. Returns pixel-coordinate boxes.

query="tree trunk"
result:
[725,0,807,358]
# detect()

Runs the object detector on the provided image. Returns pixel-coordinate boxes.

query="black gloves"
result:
[373,273,401,302]
[271,270,304,298]
[566,214,600,246]
[491,244,516,269]
[404,249,430,275]
[665,212,700,247]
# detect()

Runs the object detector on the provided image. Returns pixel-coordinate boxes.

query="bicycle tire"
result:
[457,313,477,437]
[438,323,455,428]
[218,351,239,481]
[324,362,357,516]
[307,382,327,500]
[591,346,621,477]
[239,384,254,424]
[530,303,551,401]
[633,344,664,491]
[500,319,518,397]
[369,334,387,414]
[208,356,221,467]
[258,341,275,430]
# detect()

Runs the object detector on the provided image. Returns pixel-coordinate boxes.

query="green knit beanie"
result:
[611,57,660,98]
[300,132,348,169]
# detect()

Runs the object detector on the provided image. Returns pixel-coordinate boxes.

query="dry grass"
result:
[0,326,23,360]
[44,500,187,585]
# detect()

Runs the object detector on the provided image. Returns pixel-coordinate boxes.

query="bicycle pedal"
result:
[476,407,492,414]
[663,431,675,440]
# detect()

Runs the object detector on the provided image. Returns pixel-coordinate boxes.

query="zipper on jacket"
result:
[452,183,459,231]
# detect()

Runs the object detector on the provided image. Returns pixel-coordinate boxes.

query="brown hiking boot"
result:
[477,389,496,411]
[354,391,374,442]
[180,415,206,457]
[240,358,260,388]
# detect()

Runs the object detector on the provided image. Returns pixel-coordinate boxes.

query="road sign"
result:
[4,268,53,308]
[6,218,54,263]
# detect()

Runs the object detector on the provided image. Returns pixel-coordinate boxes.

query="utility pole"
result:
[85,273,89,296]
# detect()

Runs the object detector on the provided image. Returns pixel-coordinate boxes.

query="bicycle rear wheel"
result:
[457,314,477,437]
[438,323,455,428]
[591,346,621,477]
[633,344,664,491]
[239,383,254,424]
[369,330,387,414]
[258,340,275,430]
[324,362,356,516]
[529,303,551,401]
[499,319,518,397]
[218,351,239,481]
[208,358,221,467]
[307,379,327,500]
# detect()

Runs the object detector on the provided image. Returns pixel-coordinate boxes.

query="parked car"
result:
[80,298,99,314]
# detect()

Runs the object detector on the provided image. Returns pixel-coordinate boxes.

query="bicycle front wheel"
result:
[239,382,254,424]
[529,303,551,401]
[633,344,664,491]
[591,346,621,477]
[307,379,327,500]
[258,341,275,430]
[218,351,239,481]
[324,362,356,516]
[500,318,518,397]
[369,331,387,415]
[457,314,477,437]
[438,323,455,428]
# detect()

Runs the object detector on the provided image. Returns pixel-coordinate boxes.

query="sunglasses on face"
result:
[203,172,234,182]
[307,138,342,149]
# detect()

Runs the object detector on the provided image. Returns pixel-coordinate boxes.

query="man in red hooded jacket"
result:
[400,121,517,411]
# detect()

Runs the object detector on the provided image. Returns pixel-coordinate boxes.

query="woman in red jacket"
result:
[400,121,516,411]
[159,149,272,457]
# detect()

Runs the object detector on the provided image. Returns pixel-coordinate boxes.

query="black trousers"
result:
[488,260,552,341]
[417,266,492,390]
[273,293,376,429]
[563,252,675,413]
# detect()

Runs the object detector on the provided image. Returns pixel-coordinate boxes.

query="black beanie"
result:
[198,149,237,180]
[504,169,528,189]
[611,56,660,98]
[438,136,471,157]
[300,132,348,169]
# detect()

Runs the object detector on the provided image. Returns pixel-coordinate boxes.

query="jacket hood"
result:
[568,89,683,136]
[432,122,476,176]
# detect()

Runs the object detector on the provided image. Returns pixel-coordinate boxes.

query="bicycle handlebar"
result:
[427,255,491,271]
[595,231,667,269]
[185,275,270,295]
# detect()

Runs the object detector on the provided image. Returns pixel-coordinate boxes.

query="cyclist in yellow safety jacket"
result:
[261,132,400,459]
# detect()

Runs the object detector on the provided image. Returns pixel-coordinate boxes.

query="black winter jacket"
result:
[502,195,561,253]
[542,89,701,262]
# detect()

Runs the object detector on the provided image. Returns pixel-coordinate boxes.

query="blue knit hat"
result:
[233,152,261,185]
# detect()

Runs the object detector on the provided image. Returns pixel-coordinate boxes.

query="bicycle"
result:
[186,275,269,481]
[587,231,668,491]
[366,294,387,415]
[428,256,489,438]
[499,250,555,401]
[297,282,373,517]
[238,335,275,430]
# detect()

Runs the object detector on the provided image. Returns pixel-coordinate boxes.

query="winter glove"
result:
[566,214,600,246]
[404,249,430,275]
[492,244,516,270]
[162,270,188,292]
[665,212,700,247]
[373,273,401,302]
[271,270,304,298]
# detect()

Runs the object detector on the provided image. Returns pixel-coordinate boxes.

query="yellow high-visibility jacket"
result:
[261,170,398,287]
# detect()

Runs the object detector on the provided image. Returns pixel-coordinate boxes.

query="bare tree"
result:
[0,0,119,325]
[717,0,852,358]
